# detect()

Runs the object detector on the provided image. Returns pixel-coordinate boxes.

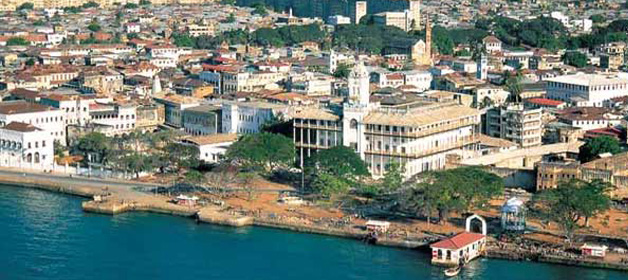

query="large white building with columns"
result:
[293,61,481,178]
[0,122,54,170]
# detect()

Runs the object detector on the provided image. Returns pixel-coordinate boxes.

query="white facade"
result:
[221,102,287,134]
[0,123,54,170]
[546,74,628,107]
[90,105,138,136]
[0,101,66,145]
[125,23,141,33]
[328,15,351,25]
[40,95,114,127]
[294,63,481,178]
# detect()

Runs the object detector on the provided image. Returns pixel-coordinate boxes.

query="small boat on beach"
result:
[444,266,461,277]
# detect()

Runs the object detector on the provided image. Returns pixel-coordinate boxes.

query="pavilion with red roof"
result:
[430,214,487,266]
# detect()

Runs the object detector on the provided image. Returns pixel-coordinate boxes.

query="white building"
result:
[125,23,141,33]
[153,96,200,128]
[39,94,113,126]
[221,102,288,134]
[328,15,351,25]
[483,36,502,53]
[557,107,623,130]
[430,215,487,266]
[293,62,481,178]
[0,101,66,145]
[89,103,138,136]
[181,134,238,163]
[546,73,628,107]
[0,122,55,170]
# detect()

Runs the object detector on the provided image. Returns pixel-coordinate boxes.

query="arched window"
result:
[350,119,358,129]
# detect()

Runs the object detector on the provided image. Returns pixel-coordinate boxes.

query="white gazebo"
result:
[501,197,526,231]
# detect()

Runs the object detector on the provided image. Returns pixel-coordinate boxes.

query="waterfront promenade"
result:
[1,167,627,272]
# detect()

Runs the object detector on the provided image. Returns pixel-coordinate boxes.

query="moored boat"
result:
[444,266,461,277]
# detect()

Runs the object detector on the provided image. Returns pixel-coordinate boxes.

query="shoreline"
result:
[1,170,627,272]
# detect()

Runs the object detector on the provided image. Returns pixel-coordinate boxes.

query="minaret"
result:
[152,74,162,96]
[477,53,488,81]
[348,60,370,106]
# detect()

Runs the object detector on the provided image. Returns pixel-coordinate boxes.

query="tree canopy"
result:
[6,37,30,46]
[251,24,326,47]
[579,136,622,163]
[18,2,33,10]
[82,1,99,8]
[87,22,101,32]
[225,133,295,173]
[305,146,369,178]
[533,179,612,242]
[476,16,567,51]
[402,167,503,223]
[562,51,588,68]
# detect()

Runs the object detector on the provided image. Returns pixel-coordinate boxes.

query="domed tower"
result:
[348,60,370,106]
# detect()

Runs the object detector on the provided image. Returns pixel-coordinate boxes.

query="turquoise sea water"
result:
[1,184,626,280]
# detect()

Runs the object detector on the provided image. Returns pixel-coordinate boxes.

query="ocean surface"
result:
[1,184,626,280]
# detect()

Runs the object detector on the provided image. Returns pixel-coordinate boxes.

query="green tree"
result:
[116,153,152,178]
[333,63,351,78]
[505,70,523,103]
[225,133,295,172]
[251,3,268,16]
[18,2,34,10]
[25,58,35,66]
[33,19,46,26]
[311,172,351,199]
[139,0,151,6]
[54,140,65,158]
[183,170,205,185]
[64,6,82,13]
[87,22,101,32]
[226,13,236,23]
[579,136,622,163]
[6,37,30,46]
[305,146,369,178]
[126,32,139,40]
[590,14,605,24]
[171,33,196,48]
[124,3,139,9]
[534,179,612,243]
[579,179,613,227]
[82,1,99,8]
[562,51,587,68]
[380,162,404,193]
[403,167,503,223]
[163,142,200,172]
[74,132,111,164]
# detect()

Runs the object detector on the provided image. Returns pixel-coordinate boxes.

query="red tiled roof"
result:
[431,232,485,250]
[386,73,404,80]
[526,98,565,106]
[2,122,41,132]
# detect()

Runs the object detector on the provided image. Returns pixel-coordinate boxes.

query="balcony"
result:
[364,135,478,159]
[293,122,342,131]
[365,119,478,139]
